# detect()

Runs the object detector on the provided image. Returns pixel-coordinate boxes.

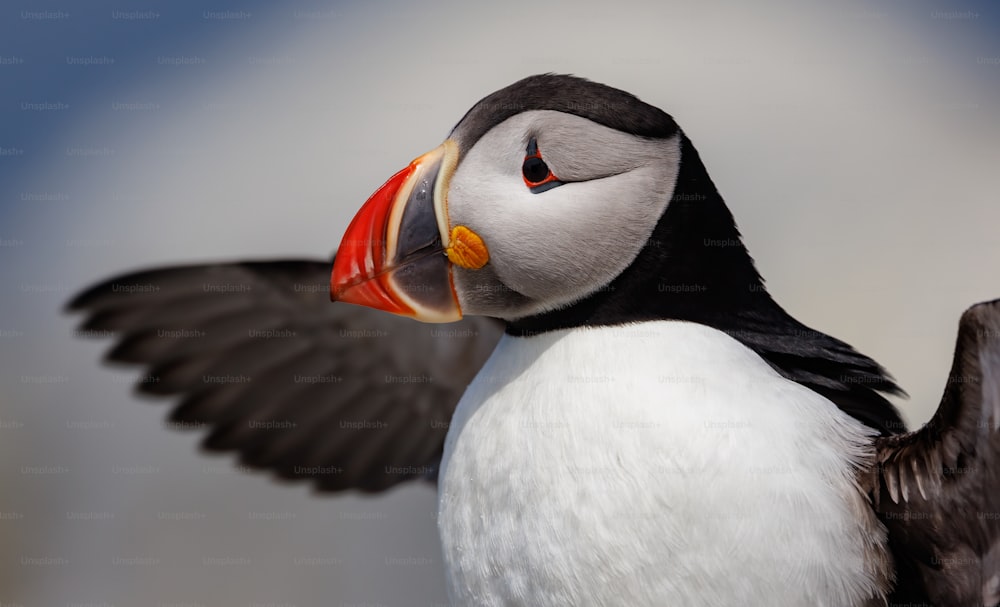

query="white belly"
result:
[437,321,890,607]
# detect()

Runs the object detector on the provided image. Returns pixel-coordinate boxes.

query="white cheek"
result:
[497,172,667,299]
[446,111,680,315]
[448,169,520,229]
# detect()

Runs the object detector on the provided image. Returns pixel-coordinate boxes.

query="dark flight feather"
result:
[871,299,1000,607]
[68,260,504,492]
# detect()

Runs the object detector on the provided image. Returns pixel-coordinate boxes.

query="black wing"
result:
[68,259,503,492]
[723,312,907,436]
[872,299,1000,607]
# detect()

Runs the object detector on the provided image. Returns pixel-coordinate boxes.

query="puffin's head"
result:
[331,74,687,323]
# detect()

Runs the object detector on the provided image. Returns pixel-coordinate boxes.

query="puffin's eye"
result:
[522,137,563,193]
[522,157,550,184]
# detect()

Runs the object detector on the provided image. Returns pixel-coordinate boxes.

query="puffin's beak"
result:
[331,140,486,323]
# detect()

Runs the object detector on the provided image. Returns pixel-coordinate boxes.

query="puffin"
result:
[70,74,1000,606]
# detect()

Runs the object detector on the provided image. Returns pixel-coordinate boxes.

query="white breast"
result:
[437,321,890,607]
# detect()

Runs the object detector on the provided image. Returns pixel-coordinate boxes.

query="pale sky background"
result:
[1,0,999,605]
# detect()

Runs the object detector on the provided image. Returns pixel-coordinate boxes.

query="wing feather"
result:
[873,299,1000,606]
[68,259,503,493]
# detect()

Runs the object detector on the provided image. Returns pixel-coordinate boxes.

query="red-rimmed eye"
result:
[522,137,563,193]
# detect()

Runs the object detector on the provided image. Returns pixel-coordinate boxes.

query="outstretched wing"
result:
[68,259,503,493]
[872,299,1000,607]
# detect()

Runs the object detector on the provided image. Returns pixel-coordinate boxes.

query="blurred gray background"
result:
[1,0,999,605]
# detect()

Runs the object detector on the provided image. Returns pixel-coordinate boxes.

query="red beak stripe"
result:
[330,165,416,316]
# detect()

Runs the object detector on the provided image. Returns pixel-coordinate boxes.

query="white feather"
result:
[438,321,889,606]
